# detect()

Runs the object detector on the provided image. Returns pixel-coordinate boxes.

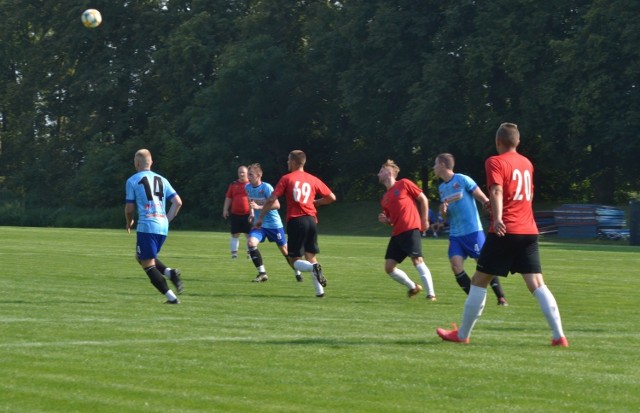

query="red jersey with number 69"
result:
[485,151,538,234]
[381,179,424,236]
[273,170,333,222]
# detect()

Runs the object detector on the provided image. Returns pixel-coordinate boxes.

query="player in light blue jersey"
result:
[125,149,184,304]
[245,163,302,283]
[433,153,508,306]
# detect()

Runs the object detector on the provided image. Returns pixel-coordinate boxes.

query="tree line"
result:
[1,0,638,227]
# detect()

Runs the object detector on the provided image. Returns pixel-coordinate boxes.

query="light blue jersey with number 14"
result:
[125,170,177,235]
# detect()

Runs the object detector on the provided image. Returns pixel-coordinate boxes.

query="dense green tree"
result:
[1,0,639,227]
[552,0,640,203]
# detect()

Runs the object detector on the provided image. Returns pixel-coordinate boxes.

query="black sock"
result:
[155,259,167,275]
[144,266,169,294]
[283,255,294,270]
[455,270,471,294]
[490,276,506,299]
[249,248,263,268]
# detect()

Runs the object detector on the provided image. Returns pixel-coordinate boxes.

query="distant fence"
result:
[545,204,629,240]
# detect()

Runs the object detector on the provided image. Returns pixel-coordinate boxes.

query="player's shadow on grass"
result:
[262,337,432,346]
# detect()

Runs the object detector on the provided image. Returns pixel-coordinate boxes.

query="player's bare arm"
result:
[313,192,336,207]
[416,192,430,232]
[125,203,136,234]
[166,194,183,222]
[472,186,491,211]
[489,184,506,236]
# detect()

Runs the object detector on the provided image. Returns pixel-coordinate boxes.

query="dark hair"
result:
[435,153,455,169]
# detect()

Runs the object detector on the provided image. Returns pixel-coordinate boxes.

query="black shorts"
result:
[476,233,542,276]
[286,216,319,258]
[385,229,423,263]
[229,213,251,234]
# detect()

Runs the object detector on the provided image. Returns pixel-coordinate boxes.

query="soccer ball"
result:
[81,9,102,28]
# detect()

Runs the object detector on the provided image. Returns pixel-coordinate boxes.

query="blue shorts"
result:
[136,232,166,260]
[249,226,287,247]
[449,231,485,260]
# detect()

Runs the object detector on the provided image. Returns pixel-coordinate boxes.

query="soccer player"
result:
[222,165,252,259]
[125,149,184,304]
[377,159,436,300]
[245,163,303,283]
[437,123,568,346]
[254,150,336,298]
[433,153,509,306]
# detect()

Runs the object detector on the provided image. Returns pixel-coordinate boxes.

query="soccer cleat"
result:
[497,297,509,306]
[312,263,327,287]
[426,294,437,301]
[231,253,238,259]
[407,284,423,298]
[164,298,180,304]
[316,293,325,298]
[252,273,269,283]
[436,323,469,344]
[170,269,184,294]
[295,273,303,282]
[551,337,569,347]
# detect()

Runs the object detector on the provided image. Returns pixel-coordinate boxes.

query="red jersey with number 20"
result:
[381,179,424,236]
[273,170,333,222]
[485,151,538,234]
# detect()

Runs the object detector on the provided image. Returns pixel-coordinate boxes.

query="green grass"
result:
[1,226,639,412]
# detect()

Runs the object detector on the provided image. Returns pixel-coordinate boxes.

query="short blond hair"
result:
[134,149,152,168]
[381,159,400,177]
[248,163,263,175]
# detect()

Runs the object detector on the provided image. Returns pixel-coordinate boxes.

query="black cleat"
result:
[252,273,269,283]
[170,269,184,294]
[312,263,327,287]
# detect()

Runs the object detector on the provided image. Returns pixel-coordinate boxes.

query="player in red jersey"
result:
[222,166,252,259]
[378,160,436,300]
[437,123,568,346]
[255,150,336,297]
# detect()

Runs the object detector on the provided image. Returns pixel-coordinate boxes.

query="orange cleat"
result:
[551,337,569,347]
[436,323,469,344]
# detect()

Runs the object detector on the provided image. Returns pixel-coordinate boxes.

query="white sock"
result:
[415,262,435,296]
[165,290,178,301]
[258,265,266,273]
[230,237,239,254]
[293,260,314,272]
[311,274,324,296]
[387,268,416,290]
[458,285,486,339]
[534,285,565,340]
[162,268,172,279]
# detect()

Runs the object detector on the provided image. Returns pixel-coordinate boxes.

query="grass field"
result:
[1,226,639,412]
